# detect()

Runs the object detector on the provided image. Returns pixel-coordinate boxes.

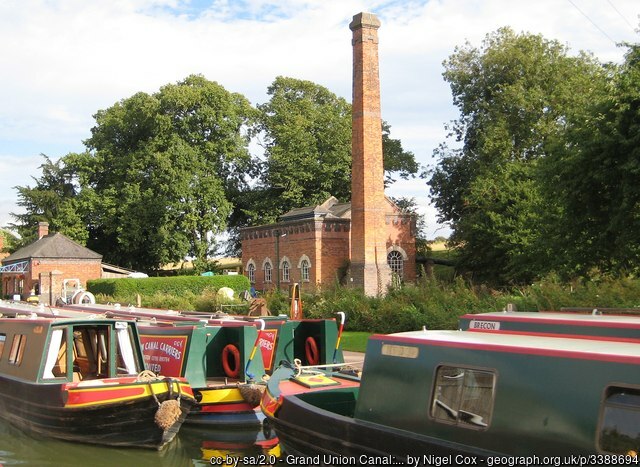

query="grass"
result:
[340,331,372,353]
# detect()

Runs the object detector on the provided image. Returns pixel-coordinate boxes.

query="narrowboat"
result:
[64,302,345,427]
[459,310,640,341]
[264,329,640,462]
[0,306,196,449]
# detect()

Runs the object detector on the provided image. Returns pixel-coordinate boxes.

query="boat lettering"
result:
[381,344,419,359]
[139,335,188,377]
[146,362,162,373]
[469,320,500,331]
[259,330,278,370]
[407,455,479,466]
[258,336,274,351]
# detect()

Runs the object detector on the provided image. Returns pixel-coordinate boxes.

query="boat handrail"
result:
[291,358,364,378]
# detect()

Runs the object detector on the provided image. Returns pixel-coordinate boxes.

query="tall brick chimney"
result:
[349,12,392,296]
[37,221,49,239]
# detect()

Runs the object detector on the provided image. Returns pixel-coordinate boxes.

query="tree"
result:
[246,76,419,222]
[543,44,640,276]
[13,75,256,271]
[254,76,354,220]
[0,228,19,253]
[12,154,88,247]
[428,28,607,283]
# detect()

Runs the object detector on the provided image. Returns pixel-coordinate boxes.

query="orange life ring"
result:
[222,344,241,379]
[305,337,319,365]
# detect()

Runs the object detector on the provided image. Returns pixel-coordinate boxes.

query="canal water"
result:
[0,418,282,466]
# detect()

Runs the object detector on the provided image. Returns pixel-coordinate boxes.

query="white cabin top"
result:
[461,311,640,327]
[373,329,640,363]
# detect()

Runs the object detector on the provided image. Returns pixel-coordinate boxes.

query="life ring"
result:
[304,337,319,365]
[222,344,241,379]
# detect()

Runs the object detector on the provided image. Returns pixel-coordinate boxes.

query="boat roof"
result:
[0,315,132,326]
[461,311,640,328]
[374,329,640,364]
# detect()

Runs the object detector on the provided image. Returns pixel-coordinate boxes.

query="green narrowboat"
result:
[64,303,345,427]
[459,311,640,341]
[264,329,640,463]
[0,301,196,449]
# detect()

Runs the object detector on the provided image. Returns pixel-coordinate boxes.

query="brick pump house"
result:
[1,222,103,304]
[241,12,416,295]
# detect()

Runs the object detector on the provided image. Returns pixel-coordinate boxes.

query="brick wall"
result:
[349,12,392,295]
[242,218,352,292]
[1,258,102,301]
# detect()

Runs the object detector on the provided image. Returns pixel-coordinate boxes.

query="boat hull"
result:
[267,391,495,465]
[0,375,195,449]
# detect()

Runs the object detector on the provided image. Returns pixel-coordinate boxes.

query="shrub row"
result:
[88,275,250,299]
[90,273,640,335]
[293,275,640,334]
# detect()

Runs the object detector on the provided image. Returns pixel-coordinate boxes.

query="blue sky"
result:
[0,0,637,239]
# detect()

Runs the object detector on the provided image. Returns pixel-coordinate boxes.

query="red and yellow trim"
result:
[63,380,194,408]
[260,389,282,418]
[198,386,244,405]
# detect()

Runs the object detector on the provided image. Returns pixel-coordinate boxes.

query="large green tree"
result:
[14,75,256,271]
[255,77,417,216]
[225,76,419,254]
[428,28,607,283]
[12,154,88,246]
[542,44,640,276]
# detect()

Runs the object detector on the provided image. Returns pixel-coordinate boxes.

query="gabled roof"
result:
[1,233,102,263]
[279,195,404,222]
[280,196,352,222]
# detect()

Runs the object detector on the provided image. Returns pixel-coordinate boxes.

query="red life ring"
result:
[305,337,319,365]
[222,344,241,379]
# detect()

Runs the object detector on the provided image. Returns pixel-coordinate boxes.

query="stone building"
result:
[1,222,103,304]
[241,12,415,295]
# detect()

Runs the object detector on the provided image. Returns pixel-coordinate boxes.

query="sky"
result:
[0,0,638,240]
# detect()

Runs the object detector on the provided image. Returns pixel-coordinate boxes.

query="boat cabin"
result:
[459,311,640,341]
[0,315,143,383]
[354,330,640,455]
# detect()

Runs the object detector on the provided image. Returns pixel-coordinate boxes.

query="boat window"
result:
[0,333,5,358]
[431,365,496,430]
[599,386,640,455]
[8,334,27,366]
[42,328,68,379]
[115,323,140,375]
[72,326,110,380]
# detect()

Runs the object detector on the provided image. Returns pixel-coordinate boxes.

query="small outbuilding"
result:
[0,222,106,304]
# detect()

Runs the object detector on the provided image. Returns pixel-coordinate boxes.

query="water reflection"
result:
[0,419,281,466]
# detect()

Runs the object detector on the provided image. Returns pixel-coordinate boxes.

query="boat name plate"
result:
[381,344,419,359]
[469,320,500,331]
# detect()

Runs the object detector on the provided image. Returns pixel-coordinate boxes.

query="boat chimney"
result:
[37,222,49,239]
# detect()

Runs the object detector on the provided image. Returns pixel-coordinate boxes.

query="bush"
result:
[88,275,250,299]
[91,272,640,334]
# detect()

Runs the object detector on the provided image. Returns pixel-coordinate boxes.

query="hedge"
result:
[87,275,251,298]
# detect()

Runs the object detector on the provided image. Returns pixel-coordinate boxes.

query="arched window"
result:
[247,262,256,283]
[387,250,404,278]
[264,261,273,283]
[300,259,310,282]
[281,260,290,282]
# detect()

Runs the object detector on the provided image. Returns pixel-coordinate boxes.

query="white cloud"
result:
[0,0,637,236]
